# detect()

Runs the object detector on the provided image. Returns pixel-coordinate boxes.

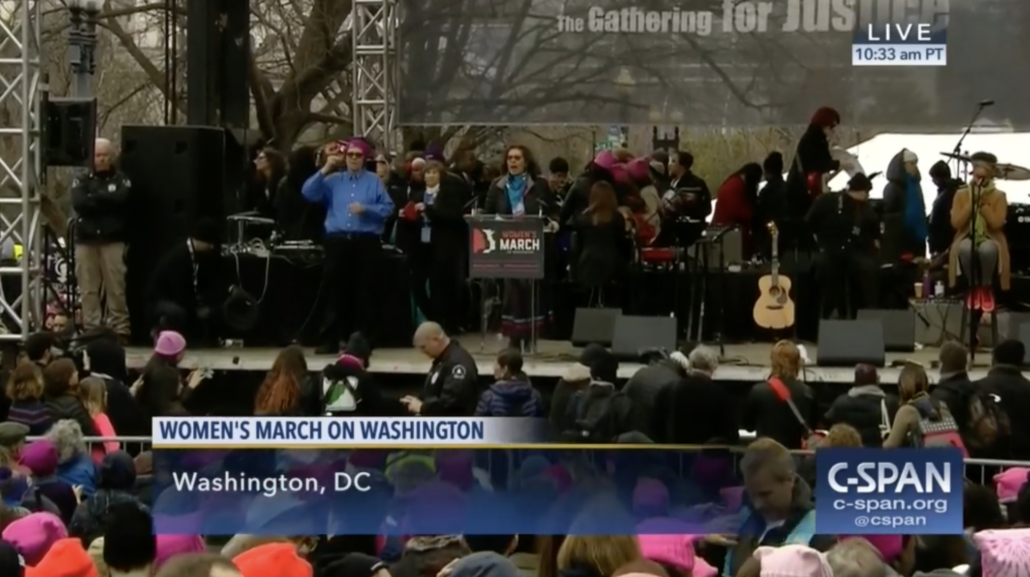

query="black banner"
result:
[467,216,546,279]
[398,0,1030,130]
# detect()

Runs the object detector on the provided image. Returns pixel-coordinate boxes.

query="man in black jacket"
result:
[977,339,1030,459]
[404,322,479,416]
[72,138,132,342]
[144,219,223,339]
[623,348,691,440]
[931,340,975,433]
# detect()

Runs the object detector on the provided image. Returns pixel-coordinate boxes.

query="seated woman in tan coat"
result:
[949,151,1010,313]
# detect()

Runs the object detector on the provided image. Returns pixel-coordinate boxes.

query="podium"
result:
[466,214,547,352]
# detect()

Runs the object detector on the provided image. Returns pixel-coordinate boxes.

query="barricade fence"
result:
[26,436,1030,488]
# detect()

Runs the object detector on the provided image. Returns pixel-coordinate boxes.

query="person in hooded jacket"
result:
[320,333,390,416]
[85,336,147,440]
[882,149,928,259]
[623,348,691,440]
[476,349,542,417]
[928,161,962,258]
[69,451,144,545]
[975,339,1030,459]
[741,341,815,450]
[19,439,78,523]
[547,345,603,439]
[825,364,900,447]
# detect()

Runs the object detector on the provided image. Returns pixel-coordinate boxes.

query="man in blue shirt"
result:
[302,138,394,353]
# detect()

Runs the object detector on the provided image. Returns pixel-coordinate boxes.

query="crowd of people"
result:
[0,318,1024,574]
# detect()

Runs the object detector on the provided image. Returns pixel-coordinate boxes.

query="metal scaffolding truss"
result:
[0,0,43,342]
[351,0,398,151]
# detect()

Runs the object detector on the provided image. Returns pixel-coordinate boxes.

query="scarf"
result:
[505,173,528,215]
[421,185,438,243]
[972,181,996,246]
[904,175,927,244]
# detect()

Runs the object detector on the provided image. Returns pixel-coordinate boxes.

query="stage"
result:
[122,335,998,384]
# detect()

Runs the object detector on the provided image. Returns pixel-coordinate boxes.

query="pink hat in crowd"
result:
[154,330,187,357]
[593,150,617,170]
[344,139,373,159]
[155,534,206,568]
[2,512,68,566]
[632,478,669,517]
[974,528,1030,577]
[627,158,651,182]
[838,535,903,562]
[994,468,1030,503]
[753,545,832,577]
[638,533,717,577]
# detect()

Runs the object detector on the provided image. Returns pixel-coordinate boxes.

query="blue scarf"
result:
[506,173,528,215]
[903,175,927,245]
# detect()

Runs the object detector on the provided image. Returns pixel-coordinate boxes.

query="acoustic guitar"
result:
[753,222,796,330]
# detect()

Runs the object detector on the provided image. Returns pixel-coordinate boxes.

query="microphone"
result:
[980,99,995,106]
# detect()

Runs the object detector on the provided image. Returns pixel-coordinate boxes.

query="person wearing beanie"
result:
[3,511,69,565]
[825,363,900,447]
[25,537,99,577]
[978,339,1030,459]
[786,106,842,221]
[19,440,78,523]
[145,218,222,340]
[949,150,1010,313]
[69,452,143,544]
[637,535,718,577]
[302,137,394,355]
[753,545,832,577]
[320,332,388,416]
[927,160,962,257]
[100,503,155,577]
[232,542,312,577]
[448,551,522,577]
[882,148,928,259]
[623,344,692,441]
[805,170,881,319]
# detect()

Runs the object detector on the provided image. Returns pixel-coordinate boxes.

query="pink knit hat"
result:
[344,139,372,159]
[155,534,206,568]
[994,468,1030,503]
[154,330,187,357]
[638,534,717,577]
[838,535,903,562]
[627,158,650,182]
[754,545,832,577]
[593,150,617,170]
[2,512,68,566]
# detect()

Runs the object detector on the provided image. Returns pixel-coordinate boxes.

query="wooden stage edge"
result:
[123,335,996,384]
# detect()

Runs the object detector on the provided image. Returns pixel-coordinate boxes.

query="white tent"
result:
[827,132,1030,212]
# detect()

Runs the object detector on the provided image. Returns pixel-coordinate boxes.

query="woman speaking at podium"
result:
[484,145,558,351]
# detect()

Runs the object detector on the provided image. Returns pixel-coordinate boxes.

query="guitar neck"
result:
[770,231,779,282]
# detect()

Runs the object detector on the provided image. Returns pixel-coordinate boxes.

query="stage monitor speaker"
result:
[817,319,885,367]
[43,97,96,167]
[857,309,916,352]
[611,315,677,361]
[120,125,226,341]
[571,308,621,347]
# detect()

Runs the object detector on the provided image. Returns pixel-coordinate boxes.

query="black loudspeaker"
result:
[186,0,249,127]
[121,125,226,341]
[43,97,96,167]
[857,309,916,352]
[611,315,677,361]
[571,308,621,347]
[817,319,886,367]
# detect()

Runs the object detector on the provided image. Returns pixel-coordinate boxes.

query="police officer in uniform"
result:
[71,138,133,341]
[404,322,479,416]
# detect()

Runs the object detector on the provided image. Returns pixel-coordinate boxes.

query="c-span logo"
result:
[815,448,963,535]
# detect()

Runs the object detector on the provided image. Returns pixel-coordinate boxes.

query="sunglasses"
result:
[345,152,364,159]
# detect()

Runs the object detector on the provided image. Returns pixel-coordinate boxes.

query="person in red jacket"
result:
[711,163,763,258]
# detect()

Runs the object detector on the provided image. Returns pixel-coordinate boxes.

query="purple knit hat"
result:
[154,330,186,357]
[19,440,58,477]
[155,534,206,568]
[345,139,373,159]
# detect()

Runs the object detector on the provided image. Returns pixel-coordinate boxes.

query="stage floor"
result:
[123,335,997,383]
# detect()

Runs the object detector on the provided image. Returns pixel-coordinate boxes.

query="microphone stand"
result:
[950,101,989,364]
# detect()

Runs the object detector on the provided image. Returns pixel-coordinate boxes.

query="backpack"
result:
[911,397,968,456]
[965,391,1009,452]
[565,383,627,442]
[323,374,361,414]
